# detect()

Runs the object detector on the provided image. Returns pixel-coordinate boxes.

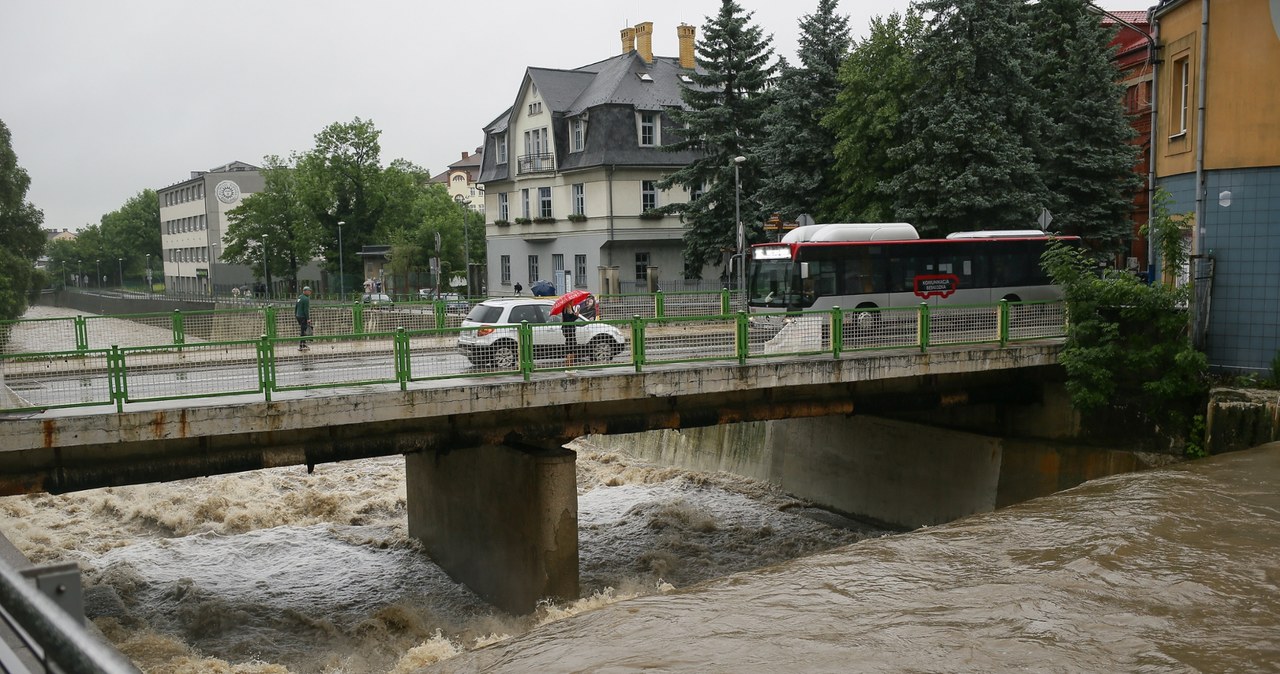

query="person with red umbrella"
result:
[551,290,592,369]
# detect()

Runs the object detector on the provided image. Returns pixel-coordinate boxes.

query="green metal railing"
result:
[0,299,1066,415]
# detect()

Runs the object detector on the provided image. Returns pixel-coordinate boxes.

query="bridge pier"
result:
[404,443,579,615]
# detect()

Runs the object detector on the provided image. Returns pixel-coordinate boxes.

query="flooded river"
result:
[1,441,1276,672]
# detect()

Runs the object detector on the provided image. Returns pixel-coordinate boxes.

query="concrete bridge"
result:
[0,341,1098,613]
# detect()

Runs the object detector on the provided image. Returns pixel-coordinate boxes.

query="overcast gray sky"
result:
[1,0,1143,232]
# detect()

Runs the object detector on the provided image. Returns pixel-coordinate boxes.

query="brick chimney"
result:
[678,24,696,69]
[621,26,636,54]
[635,21,653,63]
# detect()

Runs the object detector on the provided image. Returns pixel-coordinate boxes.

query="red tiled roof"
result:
[1100,10,1151,25]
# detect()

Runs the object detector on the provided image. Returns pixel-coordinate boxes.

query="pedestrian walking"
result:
[562,301,580,369]
[296,286,312,350]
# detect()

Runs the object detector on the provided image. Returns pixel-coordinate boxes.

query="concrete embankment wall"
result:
[1206,387,1280,454]
[584,416,1161,529]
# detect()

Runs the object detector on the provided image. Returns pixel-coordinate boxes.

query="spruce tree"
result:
[823,11,925,223]
[1029,0,1140,257]
[756,0,851,227]
[659,0,776,279]
[886,0,1049,237]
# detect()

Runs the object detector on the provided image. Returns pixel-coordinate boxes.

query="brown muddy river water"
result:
[1,370,1276,673]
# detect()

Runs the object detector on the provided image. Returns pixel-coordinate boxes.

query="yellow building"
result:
[1152,0,1280,373]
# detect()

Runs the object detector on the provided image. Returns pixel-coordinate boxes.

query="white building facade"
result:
[477,22,714,295]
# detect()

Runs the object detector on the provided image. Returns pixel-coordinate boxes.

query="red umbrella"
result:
[550,289,592,315]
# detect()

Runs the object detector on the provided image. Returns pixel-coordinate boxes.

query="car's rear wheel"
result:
[488,340,518,369]
[586,336,617,362]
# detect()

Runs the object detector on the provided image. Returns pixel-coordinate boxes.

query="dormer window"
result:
[570,118,586,152]
[637,111,659,147]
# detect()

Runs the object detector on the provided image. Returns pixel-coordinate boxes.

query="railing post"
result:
[655,290,665,318]
[74,316,88,352]
[109,345,125,413]
[721,288,731,315]
[353,303,365,335]
[395,327,410,390]
[918,302,930,353]
[831,306,843,358]
[631,315,645,372]
[264,306,278,339]
[434,300,446,330]
[258,334,275,402]
[171,309,185,345]
[998,299,1010,346]
[736,311,749,365]
[519,321,533,381]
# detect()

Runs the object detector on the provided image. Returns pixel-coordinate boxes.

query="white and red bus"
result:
[747,223,1078,314]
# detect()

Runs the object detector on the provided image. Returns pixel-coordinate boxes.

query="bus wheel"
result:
[844,304,881,346]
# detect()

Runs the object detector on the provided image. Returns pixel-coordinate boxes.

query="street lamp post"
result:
[209,243,219,296]
[77,260,82,288]
[117,258,123,291]
[337,221,345,300]
[261,235,270,299]
[95,259,101,290]
[454,195,471,295]
[146,254,152,295]
[733,155,746,296]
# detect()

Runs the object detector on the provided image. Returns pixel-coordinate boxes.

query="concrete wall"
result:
[405,444,578,614]
[1205,387,1280,453]
[587,413,1163,529]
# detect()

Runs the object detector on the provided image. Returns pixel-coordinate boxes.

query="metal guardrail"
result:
[0,300,1066,415]
[0,560,140,673]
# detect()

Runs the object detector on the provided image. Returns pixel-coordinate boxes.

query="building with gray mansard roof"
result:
[476,21,716,296]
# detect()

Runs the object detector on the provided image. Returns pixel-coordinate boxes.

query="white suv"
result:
[457,298,627,368]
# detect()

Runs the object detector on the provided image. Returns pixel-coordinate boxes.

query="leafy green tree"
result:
[824,10,925,223]
[0,119,46,320]
[886,0,1049,237]
[1042,187,1206,445]
[223,155,315,292]
[1029,0,1139,255]
[295,118,388,289]
[756,0,851,225]
[658,0,776,279]
[98,189,161,285]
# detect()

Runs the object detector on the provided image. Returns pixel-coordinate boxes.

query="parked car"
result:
[457,298,627,369]
[361,292,394,307]
[418,289,469,312]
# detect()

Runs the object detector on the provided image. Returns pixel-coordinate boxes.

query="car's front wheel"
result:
[488,339,519,369]
[586,336,619,362]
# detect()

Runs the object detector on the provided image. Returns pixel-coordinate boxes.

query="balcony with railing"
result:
[517,153,556,176]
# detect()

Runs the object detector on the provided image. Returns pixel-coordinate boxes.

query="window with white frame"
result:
[638,112,658,147]
[528,255,539,284]
[496,134,508,164]
[552,253,564,275]
[521,189,530,219]
[501,255,511,283]
[641,181,658,211]
[574,254,587,286]
[571,118,585,152]
[538,187,552,218]
[635,252,650,281]
[572,184,585,215]
[1175,56,1190,136]
[498,192,509,221]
